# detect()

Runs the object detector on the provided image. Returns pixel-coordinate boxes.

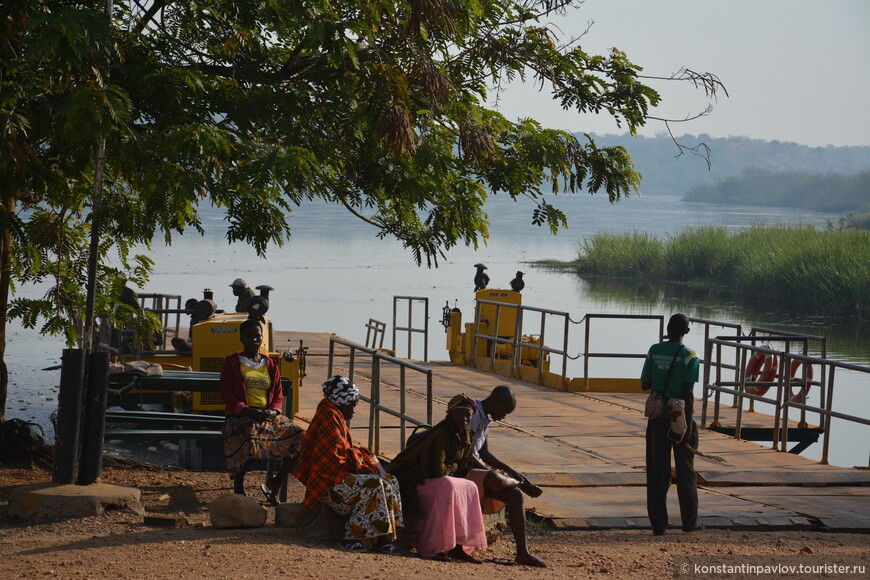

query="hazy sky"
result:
[491,0,870,147]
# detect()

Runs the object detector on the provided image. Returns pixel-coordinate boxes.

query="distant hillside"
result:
[584,133,870,197]
[684,168,870,213]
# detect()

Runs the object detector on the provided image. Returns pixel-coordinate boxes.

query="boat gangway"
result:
[279,325,870,533]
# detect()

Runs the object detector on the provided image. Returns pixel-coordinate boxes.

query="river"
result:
[6,192,868,467]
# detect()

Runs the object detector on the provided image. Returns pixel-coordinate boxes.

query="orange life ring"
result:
[745,351,778,396]
[788,360,814,403]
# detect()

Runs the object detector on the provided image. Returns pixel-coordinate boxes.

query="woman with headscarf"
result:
[387,394,488,562]
[219,318,303,500]
[294,376,403,553]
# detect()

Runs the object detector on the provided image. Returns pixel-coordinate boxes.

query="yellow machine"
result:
[444,289,549,373]
[121,299,303,417]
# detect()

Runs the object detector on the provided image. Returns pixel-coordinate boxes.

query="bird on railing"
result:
[510,271,525,292]
[474,263,489,292]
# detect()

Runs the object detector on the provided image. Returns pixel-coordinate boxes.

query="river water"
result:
[6,193,868,467]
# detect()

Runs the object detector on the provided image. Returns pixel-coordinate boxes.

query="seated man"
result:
[229,278,255,313]
[468,385,546,567]
[219,319,303,501]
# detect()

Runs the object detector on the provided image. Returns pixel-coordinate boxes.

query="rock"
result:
[209,493,267,529]
[8,482,144,521]
[800,546,814,555]
[275,502,345,539]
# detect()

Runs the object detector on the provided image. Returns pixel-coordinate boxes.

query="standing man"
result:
[468,385,546,567]
[229,278,255,313]
[641,313,702,535]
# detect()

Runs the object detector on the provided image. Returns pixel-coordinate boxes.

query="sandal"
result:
[338,541,367,553]
[259,484,279,506]
[370,543,399,555]
[448,547,481,564]
[485,558,515,566]
[428,552,450,562]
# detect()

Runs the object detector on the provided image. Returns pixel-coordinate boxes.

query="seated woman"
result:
[219,318,303,501]
[294,376,403,553]
[387,394,487,563]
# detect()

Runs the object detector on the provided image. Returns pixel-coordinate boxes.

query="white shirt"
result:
[469,399,490,459]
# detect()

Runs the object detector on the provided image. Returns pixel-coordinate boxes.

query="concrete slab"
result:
[526,486,802,519]
[8,481,144,521]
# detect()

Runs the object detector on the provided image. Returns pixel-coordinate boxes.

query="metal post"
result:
[562,314,569,386]
[510,306,522,377]
[734,347,746,440]
[53,349,86,484]
[583,317,591,387]
[422,298,429,363]
[779,355,790,452]
[77,351,110,485]
[399,366,407,450]
[772,356,786,451]
[821,366,835,465]
[471,300,481,367]
[426,371,433,426]
[328,339,335,376]
[537,314,546,385]
[701,340,712,428]
[406,299,412,359]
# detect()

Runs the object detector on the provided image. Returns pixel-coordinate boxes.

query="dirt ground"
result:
[1,459,868,580]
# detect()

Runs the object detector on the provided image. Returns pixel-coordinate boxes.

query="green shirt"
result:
[640,341,700,404]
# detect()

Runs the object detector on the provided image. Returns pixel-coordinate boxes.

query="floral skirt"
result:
[322,473,403,540]
[222,414,303,476]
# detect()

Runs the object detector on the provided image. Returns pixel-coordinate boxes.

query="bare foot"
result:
[516,553,546,568]
[519,482,543,498]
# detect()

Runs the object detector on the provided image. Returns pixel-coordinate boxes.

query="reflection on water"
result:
[576,276,869,363]
[7,193,867,467]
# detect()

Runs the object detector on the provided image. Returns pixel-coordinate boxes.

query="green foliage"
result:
[577,231,664,277]
[0,0,713,346]
[663,226,736,280]
[572,225,870,318]
[831,213,870,231]
[684,168,870,213]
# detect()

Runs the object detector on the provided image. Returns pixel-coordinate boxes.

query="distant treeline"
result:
[551,225,869,318]
[684,168,870,213]
[583,133,870,197]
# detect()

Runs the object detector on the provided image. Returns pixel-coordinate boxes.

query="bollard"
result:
[77,351,110,485]
[53,348,86,484]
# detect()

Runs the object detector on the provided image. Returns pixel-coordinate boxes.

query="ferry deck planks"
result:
[278,331,870,532]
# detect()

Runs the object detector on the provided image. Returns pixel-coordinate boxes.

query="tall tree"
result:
[0,0,724,420]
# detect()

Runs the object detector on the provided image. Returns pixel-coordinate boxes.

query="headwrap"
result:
[322,375,360,406]
[447,394,476,413]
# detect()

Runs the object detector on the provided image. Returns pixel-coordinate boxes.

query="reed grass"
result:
[573,225,870,318]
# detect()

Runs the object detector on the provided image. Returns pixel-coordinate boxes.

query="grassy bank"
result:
[562,225,869,318]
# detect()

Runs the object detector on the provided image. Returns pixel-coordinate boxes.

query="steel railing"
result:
[392,296,429,362]
[328,336,433,454]
[702,335,869,465]
[471,298,574,385]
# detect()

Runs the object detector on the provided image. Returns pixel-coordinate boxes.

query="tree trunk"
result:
[0,190,17,423]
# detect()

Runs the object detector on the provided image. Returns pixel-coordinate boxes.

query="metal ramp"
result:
[280,330,870,532]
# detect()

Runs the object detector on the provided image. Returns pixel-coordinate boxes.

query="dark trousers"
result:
[645,417,698,532]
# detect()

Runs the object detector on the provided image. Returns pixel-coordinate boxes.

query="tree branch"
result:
[131,0,169,36]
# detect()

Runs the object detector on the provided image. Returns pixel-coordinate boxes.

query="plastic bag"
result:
[644,391,664,419]
[667,399,688,443]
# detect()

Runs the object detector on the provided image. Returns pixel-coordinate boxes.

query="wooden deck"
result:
[278,331,870,532]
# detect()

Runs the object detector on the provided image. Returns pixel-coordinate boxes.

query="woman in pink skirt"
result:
[388,394,487,562]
